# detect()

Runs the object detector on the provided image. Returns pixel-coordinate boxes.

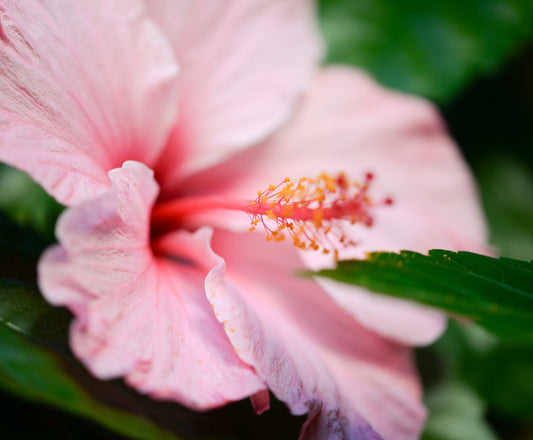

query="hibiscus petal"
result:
[145,0,323,192]
[0,0,179,204]
[39,161,265,409]
[207,230,426,440]
[188,66,489,345]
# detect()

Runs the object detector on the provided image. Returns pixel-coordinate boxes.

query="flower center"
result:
[151,172,391,260]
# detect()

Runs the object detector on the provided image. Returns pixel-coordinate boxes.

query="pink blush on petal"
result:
[0,0,180,205]
[146,0,324,190]
[39,162,265,409]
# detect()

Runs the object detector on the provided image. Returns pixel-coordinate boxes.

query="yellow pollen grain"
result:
[280,186,294,200]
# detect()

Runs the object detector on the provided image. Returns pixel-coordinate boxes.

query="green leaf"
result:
[313,250,533,341]
[320,0,533,102]
[0,279,71,338]
[0,323,182,440]
[0,164,63,241]
[422,381,498,440]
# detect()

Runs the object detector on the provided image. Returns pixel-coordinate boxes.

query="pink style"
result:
[0,1,488,439]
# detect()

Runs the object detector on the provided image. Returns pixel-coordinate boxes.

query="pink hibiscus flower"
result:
[0,1,488,439]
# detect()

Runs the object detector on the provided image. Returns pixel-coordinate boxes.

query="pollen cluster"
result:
[248,172,391,260]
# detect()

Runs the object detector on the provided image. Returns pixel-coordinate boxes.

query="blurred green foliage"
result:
[477,157,533,260]
[422,381,498,440]
[422,322,533,439]
[320,0,533,102]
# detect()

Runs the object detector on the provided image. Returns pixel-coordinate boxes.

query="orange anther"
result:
[247,171,386,257]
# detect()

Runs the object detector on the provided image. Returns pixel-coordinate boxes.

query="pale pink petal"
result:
[145,0,323,193]
[38,162,265,409]
[185,66,489,345]
[0,0,179,204]
[207,230,426,440]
